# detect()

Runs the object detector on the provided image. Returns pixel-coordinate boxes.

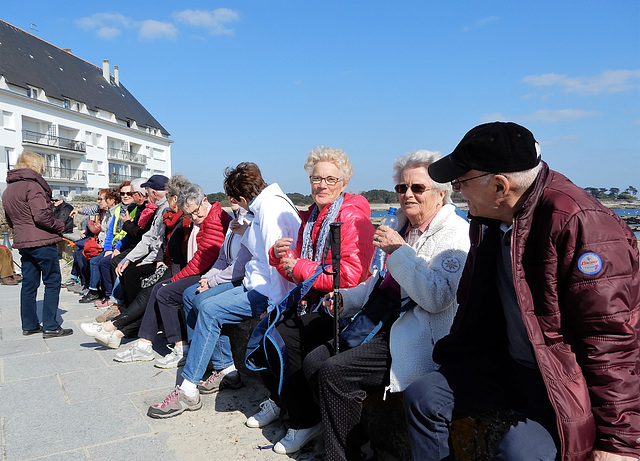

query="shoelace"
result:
[159,388,179,408]
[257,400,274,416]
[283,429,298,441]
[204,371,223,386]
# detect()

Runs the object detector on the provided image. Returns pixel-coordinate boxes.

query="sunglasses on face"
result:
[120,191,133,197]
[394,183,433,194]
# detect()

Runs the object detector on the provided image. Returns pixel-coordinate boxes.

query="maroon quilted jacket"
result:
[2,168,65,249]
[434,162,640,460]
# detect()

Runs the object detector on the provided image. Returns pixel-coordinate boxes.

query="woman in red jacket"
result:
[2,151,71,338]
[247,147,375,455]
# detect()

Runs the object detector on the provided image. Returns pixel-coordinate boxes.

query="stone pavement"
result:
[0,256,324,461]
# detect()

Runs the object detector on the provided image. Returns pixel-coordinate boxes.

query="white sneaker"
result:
[80,322,103,337]
[155,346,186,369]
[246,398,281,428]
[273,423,323,454]
[114,340,155,361]
[95,329,122,349]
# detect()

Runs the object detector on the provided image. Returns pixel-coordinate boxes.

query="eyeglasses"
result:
[97,197,105,201]
[450,172,494,191]
[394,183,434,194]
[183,200,205,218]
[309,176,343,186]
[120,191,133,197]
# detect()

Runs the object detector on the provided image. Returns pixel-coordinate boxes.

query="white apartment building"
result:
[0,20,171,198]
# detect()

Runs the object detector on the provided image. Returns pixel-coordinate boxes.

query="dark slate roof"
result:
[0,20,169,136]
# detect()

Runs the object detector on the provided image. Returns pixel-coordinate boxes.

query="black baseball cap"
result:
[140,174,169,190]
[428,122,541,183]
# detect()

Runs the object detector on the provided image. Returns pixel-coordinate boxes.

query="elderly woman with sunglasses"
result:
[246,147,376,455]
[303,150,470,461]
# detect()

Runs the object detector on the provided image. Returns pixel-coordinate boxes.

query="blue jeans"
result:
[89,251,105,290]
[403,351,558,461]
[19,244,62,331]
[181,284,268,384]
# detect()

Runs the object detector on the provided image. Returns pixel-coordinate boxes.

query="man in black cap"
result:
[403,122,639,460]
[115,174,169,307]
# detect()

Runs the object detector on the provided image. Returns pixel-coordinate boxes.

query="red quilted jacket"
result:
[171,201,232,281]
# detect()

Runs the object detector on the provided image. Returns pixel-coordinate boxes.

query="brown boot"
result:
[12,274,22,282]
[1,276,18,285]
[96,305,121,323]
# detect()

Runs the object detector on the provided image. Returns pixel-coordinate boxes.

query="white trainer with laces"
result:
[246,398,281,428]
[80,322,103,337]
[113,340,154,361]
[155,346,186,369]
[273,422,323,454]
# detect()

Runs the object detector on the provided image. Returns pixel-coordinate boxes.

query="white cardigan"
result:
[339,204,470,394]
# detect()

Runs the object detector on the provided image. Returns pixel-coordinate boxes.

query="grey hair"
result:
[177,183,205,210]
[478,162,543,191]
[165,174,191,198]
[303,146,353,182]
[392,150,452,205]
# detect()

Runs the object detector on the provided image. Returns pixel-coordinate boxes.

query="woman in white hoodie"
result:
[304,150,470,461]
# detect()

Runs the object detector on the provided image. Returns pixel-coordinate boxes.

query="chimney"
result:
[114,66,119,86]
[102,59,110,82]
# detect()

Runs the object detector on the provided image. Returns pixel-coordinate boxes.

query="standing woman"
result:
[248,147,375,455]
[2,151,72,338]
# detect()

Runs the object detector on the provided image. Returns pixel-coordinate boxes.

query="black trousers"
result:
[259,310,334,429]
[304,332,392,461]
[119,262,155,306]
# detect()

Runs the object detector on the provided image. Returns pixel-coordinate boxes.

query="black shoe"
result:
[79,290,100,303]
[42,327,74,339]
[23,325,43,336]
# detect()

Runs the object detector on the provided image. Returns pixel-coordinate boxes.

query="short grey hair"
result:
[303,146,353,182]
[392,150,452,204]
[478,163,543,191]
[165,174,191,198]
[177,183,205,210]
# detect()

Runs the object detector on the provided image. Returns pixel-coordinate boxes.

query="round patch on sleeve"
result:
[441,257,461,273]
[577,252,602,275]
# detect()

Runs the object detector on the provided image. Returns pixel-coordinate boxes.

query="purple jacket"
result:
[2,168,65,249]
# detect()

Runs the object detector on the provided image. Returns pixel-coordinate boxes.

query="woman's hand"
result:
[281,257,299,281]
[587,451,637,461]
[121,213,130,223]
[195,278,210,294]
[230,219,249,236]
[112,248,120,257]
[274,238,295,259]
[373,225,405,255]
[322,292,343,316]
[104,250,113,257]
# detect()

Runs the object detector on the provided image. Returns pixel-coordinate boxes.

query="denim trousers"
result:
[97,253,114,296]
[403,350,558,461]
[19,244,62,331]
[181,284,268,384]
[89,251,105,290]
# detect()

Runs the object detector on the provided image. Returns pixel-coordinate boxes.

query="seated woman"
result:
[79,188,120,303]
[247,147,375,455]
[146,162,301,419]
[103,184,231,361]
[303,150,470,461]
[79,175,192,347]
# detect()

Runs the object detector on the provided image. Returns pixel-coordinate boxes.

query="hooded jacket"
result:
[2,168,65,249]
[433,162,640,460]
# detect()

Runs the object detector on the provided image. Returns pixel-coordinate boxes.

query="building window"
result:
[63,99,70,109]
[2,111,14,129]
[27,87,38,99]
[95,133,103,148]
[85,131,93,146]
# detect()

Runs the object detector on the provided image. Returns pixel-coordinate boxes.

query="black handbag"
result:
[339,275,416,350]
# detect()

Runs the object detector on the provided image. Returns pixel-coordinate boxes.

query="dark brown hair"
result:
[223,162,267,202]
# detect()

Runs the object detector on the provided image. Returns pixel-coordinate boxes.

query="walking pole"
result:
[329,222,343,355]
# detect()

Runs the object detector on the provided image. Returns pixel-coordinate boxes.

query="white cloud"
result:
[522,70,640,95]
[173,8,240,35]
[138,20,178,40]
[75,13,133,39]
[521,109,599,123]
[462,16,499,32]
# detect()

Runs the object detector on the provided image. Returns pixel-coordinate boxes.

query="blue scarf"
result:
[300,194,344,263]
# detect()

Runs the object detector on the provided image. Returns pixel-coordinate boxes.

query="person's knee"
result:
[403,373,443,419]
[493,419,557,461]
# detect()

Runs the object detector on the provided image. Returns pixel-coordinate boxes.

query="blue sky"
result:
[3,1,639,195]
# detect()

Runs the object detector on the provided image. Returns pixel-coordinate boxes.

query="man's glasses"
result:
[309,176,343,186]
[450,172,494,191]
[394,183,434,194]
[120,191,133,197]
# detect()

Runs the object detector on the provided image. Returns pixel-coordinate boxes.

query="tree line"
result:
[583,186,637,201]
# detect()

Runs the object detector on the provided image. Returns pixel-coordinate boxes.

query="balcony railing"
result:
[43,166,88,182]
[107,147,146,164]
[22,130,86,152]
[109,173,142,185]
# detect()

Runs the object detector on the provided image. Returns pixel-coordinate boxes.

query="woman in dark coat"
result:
[2,151,73,338]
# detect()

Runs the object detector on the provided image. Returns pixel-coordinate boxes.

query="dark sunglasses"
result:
[120,191,133,197]
[394,183,433,194]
